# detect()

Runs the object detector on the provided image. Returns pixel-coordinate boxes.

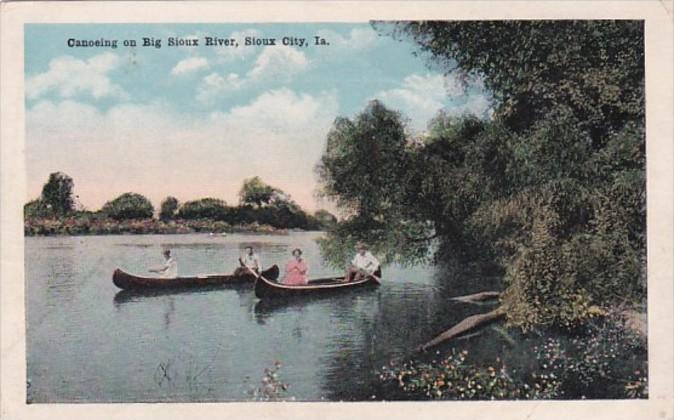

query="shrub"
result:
[379,349,562,400]
[159,196,179,221]
[378,315,647,400]
[246,361,289,401]
[177,198,227,220]
[101,193,154,220]
[314,209,337,229]
[24,199,51,219]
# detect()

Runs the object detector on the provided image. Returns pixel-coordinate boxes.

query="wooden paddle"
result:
[349,267,382,284]
[239,257,262,278]
[368,271,383,285]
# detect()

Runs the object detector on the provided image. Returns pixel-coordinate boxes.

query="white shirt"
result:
[242,253,261,271]
[161,257,178,278]
[351,251,380,274]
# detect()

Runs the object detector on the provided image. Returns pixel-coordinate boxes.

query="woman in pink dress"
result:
[283,248,308,285]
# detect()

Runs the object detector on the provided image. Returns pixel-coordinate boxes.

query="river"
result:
[26,232,510,402]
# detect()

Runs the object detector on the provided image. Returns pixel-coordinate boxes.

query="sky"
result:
[25,23,491,213]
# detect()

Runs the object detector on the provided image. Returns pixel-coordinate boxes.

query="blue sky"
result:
[25,23,491,213]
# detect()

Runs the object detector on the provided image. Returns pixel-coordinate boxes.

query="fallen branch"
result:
[417,308,506,352]
[451,290,501,304]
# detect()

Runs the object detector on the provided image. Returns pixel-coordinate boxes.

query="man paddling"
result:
[149,249,178,278]
[239,245,262,274]
[344,242,380,282]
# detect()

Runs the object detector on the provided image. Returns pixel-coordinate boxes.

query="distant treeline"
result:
[24,174,336,236]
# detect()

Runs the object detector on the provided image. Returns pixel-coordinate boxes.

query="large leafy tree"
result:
[40,172,75,216]
[317,100,409,217]
[319,21,645,330]
[239,177,279,208]
[388,20,644,142]
[399,20,644,328]
[316,100,434,266]
[159,196,179,221]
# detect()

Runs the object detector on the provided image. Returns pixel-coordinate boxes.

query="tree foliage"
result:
[318,21,645,330]
[24,199,51,219]
[102,193,154,220]
[159,196,179,221]
[177,198,227,220]
[317,100,410,217]
[314,209,337,228]
[25,176,329,231]
[239,176,279,208]
[316,100,435,266]
[40,172,75,216]
[386,20,644,141]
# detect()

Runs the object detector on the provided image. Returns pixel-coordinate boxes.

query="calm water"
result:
[26,232,509,402]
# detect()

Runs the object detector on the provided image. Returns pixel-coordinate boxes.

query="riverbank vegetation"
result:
[25,174,332,236]
[316,21,646,399]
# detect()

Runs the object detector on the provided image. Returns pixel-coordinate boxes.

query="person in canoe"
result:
[344,242,380,282]
[149,249,178,278]
[238,245,262,275]
[282,248,308,285]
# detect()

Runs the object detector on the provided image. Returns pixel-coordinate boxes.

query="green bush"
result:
[101,193,154,220]
[177,198,227,220]
[159,196,179,221]
[24,199,51,219]
[378,315,647,400]
[314,209,337,229]
[379,349,562,400]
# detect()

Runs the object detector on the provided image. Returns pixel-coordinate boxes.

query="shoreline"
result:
[23,216,324,237]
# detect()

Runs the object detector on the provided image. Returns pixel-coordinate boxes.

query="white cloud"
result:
[26,52,126,100]
[26,89,338,211]
[248,46,308,81]
[460,94,493,119]
[215,29,263,63]
[171,56,210,76]
[197,45,309,102]
[210,88,334,133]
[316,27,379,50]
[377,73,449,130]
[375,72,492,131]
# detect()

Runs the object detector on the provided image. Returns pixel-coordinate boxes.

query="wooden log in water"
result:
[451,290,501,304]
[417,308,505,352]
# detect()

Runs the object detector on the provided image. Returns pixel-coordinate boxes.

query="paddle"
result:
[348,267,382,285]
[239,257,262,278]
[368,270,383,285]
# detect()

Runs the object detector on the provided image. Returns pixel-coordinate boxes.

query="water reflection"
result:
[163,297,175,329]
[252,288,380,325]
[317,263,507,400]
[26,233,517,403]
[113,283,252,306]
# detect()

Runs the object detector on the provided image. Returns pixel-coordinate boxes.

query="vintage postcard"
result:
[1,1,673,419]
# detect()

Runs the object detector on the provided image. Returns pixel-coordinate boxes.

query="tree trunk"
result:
[417,308,506,352]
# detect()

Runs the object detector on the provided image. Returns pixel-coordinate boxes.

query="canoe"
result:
[254,268,381,299]
[112,264,280,290]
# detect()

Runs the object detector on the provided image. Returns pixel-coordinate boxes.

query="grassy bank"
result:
[375,311,647,400]
[24,216,293,236]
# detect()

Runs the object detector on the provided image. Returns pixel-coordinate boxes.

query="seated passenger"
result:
[283,248,308,285]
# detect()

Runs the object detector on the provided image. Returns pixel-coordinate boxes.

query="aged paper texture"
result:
[1,1,673,419]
